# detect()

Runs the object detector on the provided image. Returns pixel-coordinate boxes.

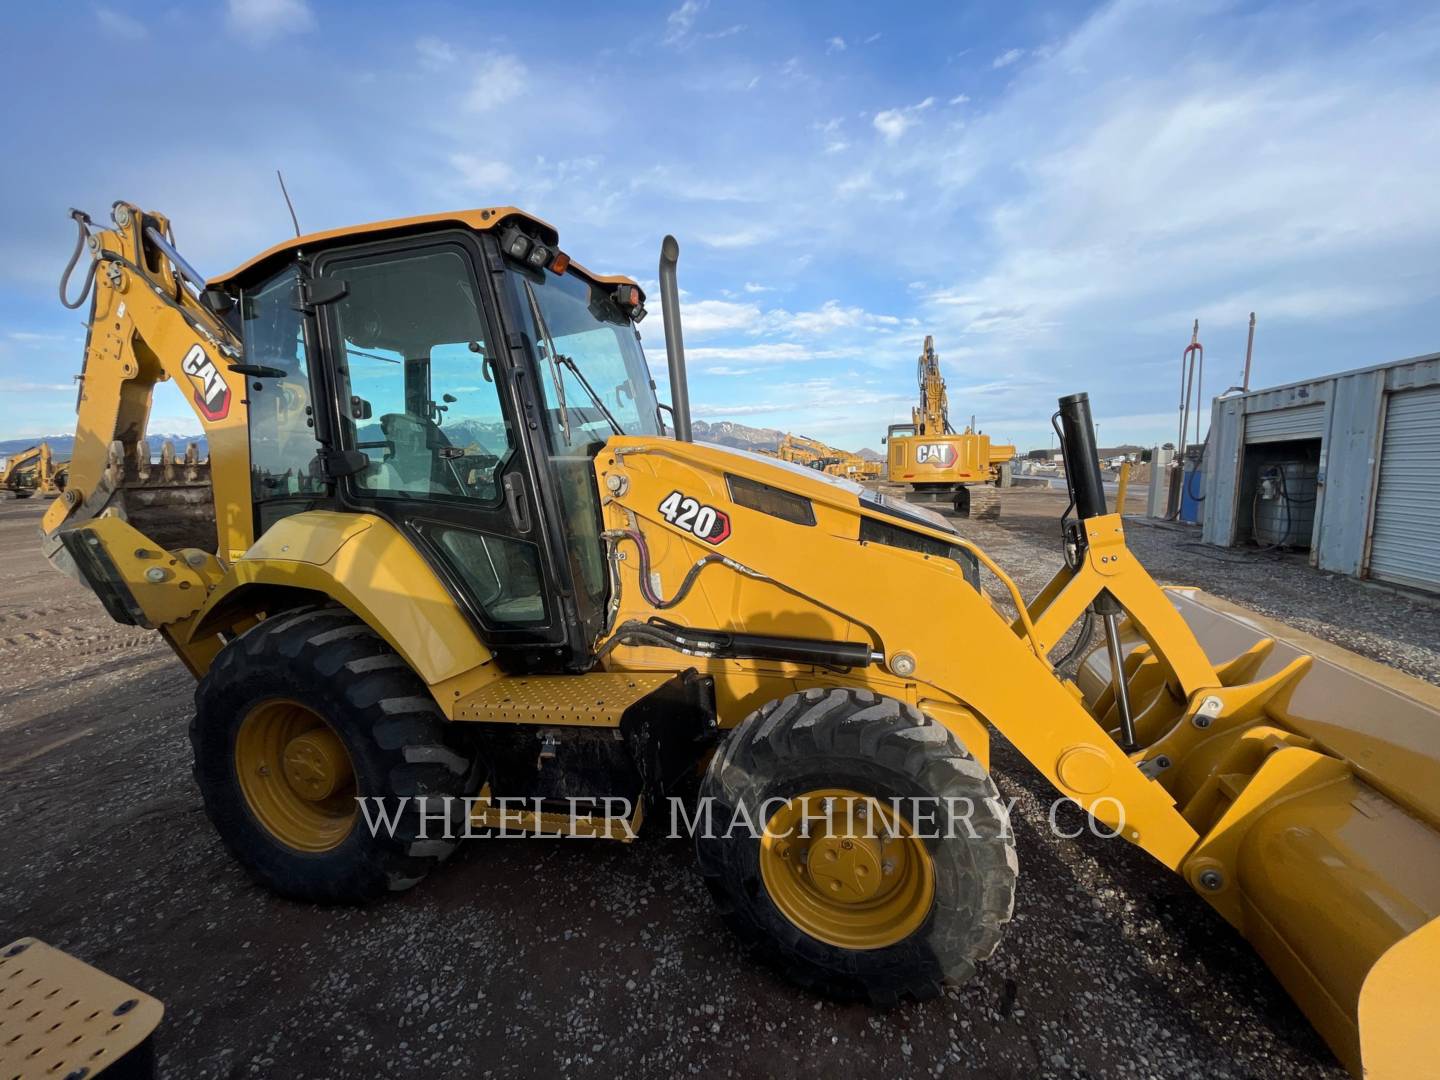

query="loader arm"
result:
[590,396,1440,1076]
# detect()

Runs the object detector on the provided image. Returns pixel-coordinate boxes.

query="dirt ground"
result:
[3,487,1434,1078]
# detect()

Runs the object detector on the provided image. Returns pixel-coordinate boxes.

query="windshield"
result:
[502,265,662,445]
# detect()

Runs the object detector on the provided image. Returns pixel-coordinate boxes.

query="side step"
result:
[0,938,163,1079]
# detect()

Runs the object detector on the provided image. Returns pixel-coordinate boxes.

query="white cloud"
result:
[8,331,66,343]
[449,153,514,190]
[826,36,846,54]
[783,300,900,336]
[663,0,706,46]
[95,7,146,39]
[742,282,771,293]
[678,299,763,335]
[992,48,1024,69]
[815,117,848,154]
[416,37,456,70]
[688,343,848,366]
[948,93,970,106]
[0,380,71,393]
[862,33,882,45]
[696,225,774,249]
[465,54,528,112]
[226,0,313,44]
[872,97,935,142]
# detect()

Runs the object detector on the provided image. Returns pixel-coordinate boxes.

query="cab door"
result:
[312,233,577,666]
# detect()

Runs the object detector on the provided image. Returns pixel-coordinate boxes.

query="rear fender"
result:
[189,511,497,702]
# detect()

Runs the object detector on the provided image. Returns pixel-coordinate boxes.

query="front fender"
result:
[189,511,492,688]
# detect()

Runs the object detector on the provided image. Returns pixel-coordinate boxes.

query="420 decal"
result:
[657,491,732,545]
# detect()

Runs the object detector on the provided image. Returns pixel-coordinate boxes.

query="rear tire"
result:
[696,689,1016,1004]
[191,605,477,903]
[952,486,971,518]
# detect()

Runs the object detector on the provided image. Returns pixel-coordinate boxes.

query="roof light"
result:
[632,303,647,323]
[526,243,551,268]
[500,226,532,261]
[549,251,570,274]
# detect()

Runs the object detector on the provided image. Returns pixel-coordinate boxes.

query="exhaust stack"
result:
[658,235,692,442]
[1057,392,1108,520]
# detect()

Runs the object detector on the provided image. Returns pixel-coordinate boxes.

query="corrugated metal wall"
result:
[1244,403,1326,442]
[1367,386,1440,592]
[1202,353,1440,587]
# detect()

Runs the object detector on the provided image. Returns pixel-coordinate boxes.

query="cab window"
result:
[243,267,324,501]
[332,247,512,503]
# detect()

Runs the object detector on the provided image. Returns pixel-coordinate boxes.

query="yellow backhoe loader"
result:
[883,335,1015,520]
[41,203,1439,1076]
[2,442,68,498]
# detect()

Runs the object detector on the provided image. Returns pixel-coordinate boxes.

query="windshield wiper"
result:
[556,354,624,437]
[521,278,623,443]
[523,278,575,445]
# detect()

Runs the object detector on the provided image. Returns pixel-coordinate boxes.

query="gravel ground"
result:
[5,488,1432,1078]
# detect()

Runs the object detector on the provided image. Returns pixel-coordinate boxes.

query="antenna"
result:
[276,169,301,237]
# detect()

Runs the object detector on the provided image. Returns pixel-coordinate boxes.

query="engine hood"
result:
[607,436,960,540]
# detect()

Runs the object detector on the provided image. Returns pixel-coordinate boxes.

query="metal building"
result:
[1201,351,1440,593]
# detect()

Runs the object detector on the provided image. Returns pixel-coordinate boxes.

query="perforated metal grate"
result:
[454,673,673,727]
[0,938,162,1080]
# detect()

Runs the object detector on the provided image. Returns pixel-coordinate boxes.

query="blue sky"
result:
[1,0,1437,452]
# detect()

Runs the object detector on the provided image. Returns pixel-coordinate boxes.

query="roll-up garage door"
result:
[1368,386,1440,592]
[1245,403,1326,444]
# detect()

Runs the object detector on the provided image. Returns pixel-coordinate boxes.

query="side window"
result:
[332,248,512,503]
[243,268,324,501]
[415,522,547,627]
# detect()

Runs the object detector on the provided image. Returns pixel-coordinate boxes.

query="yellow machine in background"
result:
[769,432,882,481]
[2,442,68,498]
[40,202,1440,1077]
[884,335,1014,519]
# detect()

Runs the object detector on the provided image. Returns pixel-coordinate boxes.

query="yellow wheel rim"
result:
[759,787,935,950]
[234,699,357,853]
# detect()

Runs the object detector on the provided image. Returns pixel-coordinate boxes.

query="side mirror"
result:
[880,436,887,444]
[199,287,234,315]
[443,393,457,403]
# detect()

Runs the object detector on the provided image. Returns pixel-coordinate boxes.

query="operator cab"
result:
[213,210,660,673]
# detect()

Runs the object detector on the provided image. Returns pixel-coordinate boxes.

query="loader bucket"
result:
[1077,587,1440,1076]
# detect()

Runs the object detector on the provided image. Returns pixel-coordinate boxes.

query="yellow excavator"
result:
[771,432,882,481]
[2,442,68,498]
[883,335,1014,520]
[39,202,1439,1076]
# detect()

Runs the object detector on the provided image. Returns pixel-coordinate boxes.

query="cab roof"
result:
[206,206,642,296]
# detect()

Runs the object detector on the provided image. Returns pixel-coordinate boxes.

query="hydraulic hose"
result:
[59,210,98,310]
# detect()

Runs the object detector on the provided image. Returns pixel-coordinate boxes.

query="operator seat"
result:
[377,411,453,494]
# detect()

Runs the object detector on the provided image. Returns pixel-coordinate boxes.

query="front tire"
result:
[191,606,476,903]
[696,689,1016,1005]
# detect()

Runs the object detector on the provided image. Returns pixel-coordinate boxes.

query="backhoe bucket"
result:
[43,437,214,581]
[1077,587,1440,1076]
